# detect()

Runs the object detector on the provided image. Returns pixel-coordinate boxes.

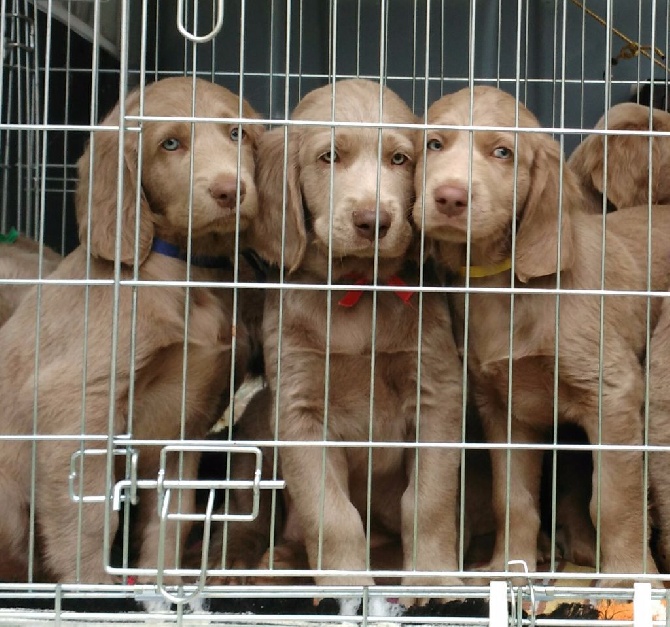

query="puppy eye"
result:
[230,126,247,141]
[391,152,409,166]
[161,138,181,151]
[426,138,443,151]
[492,146,512,159]
[319,150,339,164]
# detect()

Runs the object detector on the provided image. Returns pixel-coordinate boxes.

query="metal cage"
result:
[0,0,669,624]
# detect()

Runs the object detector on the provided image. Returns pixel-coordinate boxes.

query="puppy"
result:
[0,76,263,583]
[248,79,465,612]
[0,232,61,326]
[568,102,670,211]
[414,85,670,583]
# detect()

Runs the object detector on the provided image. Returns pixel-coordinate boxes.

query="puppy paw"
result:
[338,596,403,617]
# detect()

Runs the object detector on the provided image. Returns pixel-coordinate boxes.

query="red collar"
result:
[338,272,414,308]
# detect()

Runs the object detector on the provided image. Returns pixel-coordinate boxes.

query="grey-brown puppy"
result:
[0,77,262,583]
[415,85,670,584]
[249,79,465,613]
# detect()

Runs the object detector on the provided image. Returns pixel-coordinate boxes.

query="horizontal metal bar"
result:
[4,275,670,299]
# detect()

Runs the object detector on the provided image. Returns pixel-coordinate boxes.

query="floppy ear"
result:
[75,101,154,266]
[515,138,576,283]
[569,125,664,210]
[248,127,306,272]
[567,134,606,207]
[597,132,663,209]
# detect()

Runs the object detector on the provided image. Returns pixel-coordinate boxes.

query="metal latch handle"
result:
[176,0,224,43]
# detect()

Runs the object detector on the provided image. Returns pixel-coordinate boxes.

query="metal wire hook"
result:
[155,487,215,605]
[176,0,225,44]
[507,560,536,627]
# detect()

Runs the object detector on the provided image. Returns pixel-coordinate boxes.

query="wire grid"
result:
[1,0,40,238]
[0,0,669,625]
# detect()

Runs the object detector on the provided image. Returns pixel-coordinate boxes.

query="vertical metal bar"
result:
[76,0,103,583]
[636,0,643,95]
[500,0,523,574]
[634,583,652,627]
[417,0,438,575]
[167,0,201,575]
[641,0,660,576]
[298,0,304,99]
[364,0,388,575]
[102,0,132,581]
[15,3,26,235]
[269,0,275,119]
[220,0,250,577]
[522,0,529,104]
[29,0,57,584]
[29,0,40,244]
[496,0,502,89]
[460,0,478,577]
[594,0,615,575]
[355,0,361,77]
[16,1,26,235]
[209,0,217,82]
[550,0,559,126]
[267,0,294,575]
[181,0,189,74]
[439,0,445,96]
[316,0,338,571]
[549,0,570,574]
[58,1,73,249]
[122,0,150,580]
[0,0,9,234]
[665,3,670,108]
[578,0,586,156]
[410,0,418,112]
[153,1,160,81]
[489,581,509,627]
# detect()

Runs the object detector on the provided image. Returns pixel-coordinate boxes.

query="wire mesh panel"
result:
[0,0,669,625]
[1,0,39,237]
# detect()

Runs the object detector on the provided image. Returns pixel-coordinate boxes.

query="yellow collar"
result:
[458,257,512,278]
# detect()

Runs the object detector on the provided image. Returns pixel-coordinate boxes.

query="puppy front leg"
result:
[281,433,384,616]
[399,386,463,605]
[400,443,462,606]
[563,345,658,583]
[279,434,372,588]
[582,396,657,579]
[38,442,118,583]
[478,399,543,581]
[136,449,201,585]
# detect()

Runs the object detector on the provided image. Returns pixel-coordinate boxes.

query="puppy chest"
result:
[479,357,578,429]
[282,295,420,355]
[456,293,559,365]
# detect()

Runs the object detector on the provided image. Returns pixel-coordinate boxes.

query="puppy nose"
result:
[433,184,468,217]
[209,176,246,209]
[352,209,392,241]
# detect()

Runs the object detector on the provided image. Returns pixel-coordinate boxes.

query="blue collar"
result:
[151,238,233,270]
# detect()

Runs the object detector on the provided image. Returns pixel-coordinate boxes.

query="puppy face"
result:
[413,86,539,244]
[293,81,416,259]
[250,80,418,273]
[76,77,263,265]
[139,79,262,240]
[413,86,577,282]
